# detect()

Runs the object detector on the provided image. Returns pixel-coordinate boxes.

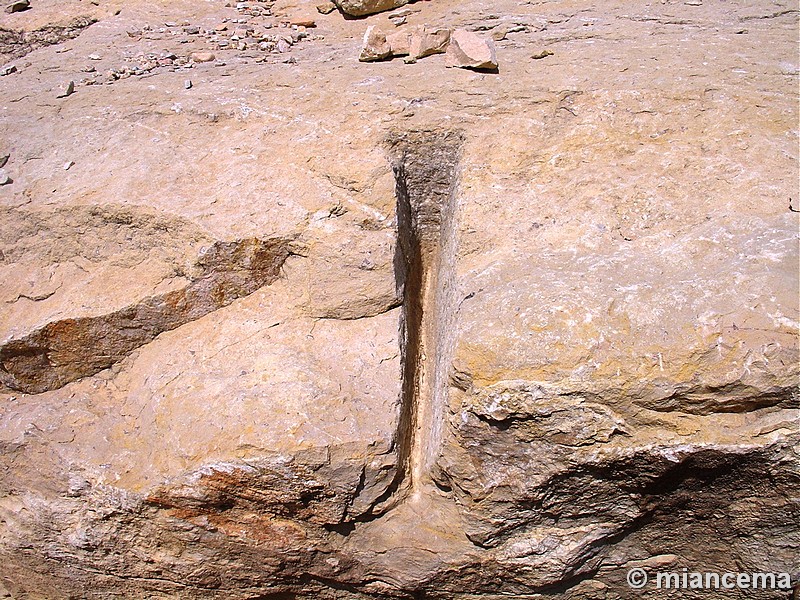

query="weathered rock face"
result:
[0,0,798,598]
[334,0,407,17]
[445,29,497,70]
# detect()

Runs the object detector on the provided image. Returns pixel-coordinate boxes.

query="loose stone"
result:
[57,81,75,98]
[5,0,29,13]
[445,29,498,70]
[190,52,216,62]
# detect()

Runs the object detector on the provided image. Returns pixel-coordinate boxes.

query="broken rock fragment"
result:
[445,29,498,70]
[5,0,29,13]
[56,80,75,98]
[409,26,450,59]
[359,26,391,62]
[385,30,412,56]
[360,26,452,62]
[334,0,407,17]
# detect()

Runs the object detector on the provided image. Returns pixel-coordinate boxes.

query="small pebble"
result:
[184,79,192,89]
[88,53,101,61]
[63,161,74,171]
[0,154,8,168]
[0,170,11,185]
[0,65,17,76]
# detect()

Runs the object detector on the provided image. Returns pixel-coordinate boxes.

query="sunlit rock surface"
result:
[0,0,797,598]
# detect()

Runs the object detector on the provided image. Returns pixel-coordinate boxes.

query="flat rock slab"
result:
[0,0,797,597]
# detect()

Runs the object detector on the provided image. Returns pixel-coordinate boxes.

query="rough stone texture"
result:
[445,29,497,70]
[334,0,407,17]
[0,0,798,598]
[359,25,391,61]
[409,25,450,59]
[361,26,451,63]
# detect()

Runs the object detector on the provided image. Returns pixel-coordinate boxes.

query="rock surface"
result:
[445,29,497,70]
[334,0,407,17]
[0,0,798,598]
[359,25,391,61]
[408,25,450,59]
[361,24,451,62]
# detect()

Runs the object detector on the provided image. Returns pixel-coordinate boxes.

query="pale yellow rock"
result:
[334,0,407,17]
[386,30,412,56]
[190,51,215,62]
[0,0,796,597]
[409,25,451,59]
[358,25,391,62]
[445,28,497,70]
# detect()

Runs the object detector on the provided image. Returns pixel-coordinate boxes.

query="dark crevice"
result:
[346,130,464,522]
[388,130,464,494]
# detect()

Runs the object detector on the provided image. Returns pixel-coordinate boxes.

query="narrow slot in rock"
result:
[0,237,292,394]
[389,130,463,495]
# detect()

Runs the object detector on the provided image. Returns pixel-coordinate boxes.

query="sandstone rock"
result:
[190,51,216,62]
[0,0,797,598]
[0,169,10,185]
[56,80,74,98]
[316,1,336,14]
[0,154,8,168]
[445,29,497,70]
[361,26,451,62]
[358,25,391,62]
[386,30,412,56]
[4,0,28,13]
[531,48,553,59]
[490,27,507,41]
[334,0,407,17]
[290,17,316,27]
[409,26,450,59]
